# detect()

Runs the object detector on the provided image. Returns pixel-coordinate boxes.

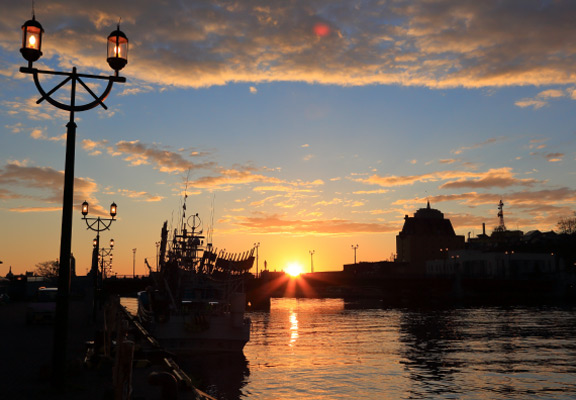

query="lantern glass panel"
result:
[110,203,117,217]
[107,35,128,60]
[24,26,42,50]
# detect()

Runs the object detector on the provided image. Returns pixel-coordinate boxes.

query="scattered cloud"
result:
[230,212,396,235]
[81,139,216,173]
[0,161,98,211]
[515,88,573,109]
[359,168,540,190]
[530,152,565,163]
[452,137,503,155]
[117,188,164,202]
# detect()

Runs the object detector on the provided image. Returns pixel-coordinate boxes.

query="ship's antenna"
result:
[180,170,192,230]
[207,193,215,248]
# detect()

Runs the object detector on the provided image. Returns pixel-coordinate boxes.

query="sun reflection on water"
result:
[289,310,299,347]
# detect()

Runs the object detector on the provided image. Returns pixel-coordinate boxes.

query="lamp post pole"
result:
[155,241,161,272]
[351,244,359,264]
[254,242,260,278]
[133,248,137,278]
[309,250,315,274]
[19,14,128,390]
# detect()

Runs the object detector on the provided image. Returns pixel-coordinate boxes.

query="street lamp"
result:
[309,250,315,274]
[82,201,118,321]
[254,242,260,278]
[99,239,114,279]
[155,241,161,272]
[20,16,43,67]
[351,244,359,264]
[133,248,137,278]
[19,13,127,389]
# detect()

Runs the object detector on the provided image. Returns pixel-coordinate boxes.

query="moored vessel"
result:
[137,197,254,354]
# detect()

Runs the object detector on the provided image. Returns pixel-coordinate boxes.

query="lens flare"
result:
[313,22,331,37]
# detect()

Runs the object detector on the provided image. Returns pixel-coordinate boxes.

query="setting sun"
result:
[285,262,303,277]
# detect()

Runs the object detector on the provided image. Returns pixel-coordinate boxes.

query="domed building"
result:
[396,202,465,273]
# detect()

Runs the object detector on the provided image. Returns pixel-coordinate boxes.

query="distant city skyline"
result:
[1,0,575,276]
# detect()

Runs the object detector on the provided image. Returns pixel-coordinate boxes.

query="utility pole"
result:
[132,248,137,278]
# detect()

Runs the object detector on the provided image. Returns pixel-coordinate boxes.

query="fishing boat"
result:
[137,197,254,354]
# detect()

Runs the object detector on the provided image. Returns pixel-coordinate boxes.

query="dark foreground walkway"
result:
[0,298,215,399]
[0,298,105,399]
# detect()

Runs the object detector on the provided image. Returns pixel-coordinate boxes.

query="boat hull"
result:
[148,315,251,354]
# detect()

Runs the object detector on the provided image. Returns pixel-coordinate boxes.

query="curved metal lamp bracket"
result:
[83,216,116,233]
[20,66,126,113]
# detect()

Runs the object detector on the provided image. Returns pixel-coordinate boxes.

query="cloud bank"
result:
[3,0,576,91]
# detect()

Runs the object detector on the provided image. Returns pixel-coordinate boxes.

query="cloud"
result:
[353,189,389,195]
[230,212,396,235]
[451,137,503,155]
[4,1,576,90]
[82,139,215,173]
[190,166,284,189]
[360,167,540,189]
[529,152,565,163]
[29,127,66,141]
[117,189,164,202]
[439,168,539,189]
[515,88,573,109]
[0,97,68,121]
[0,161,98,211]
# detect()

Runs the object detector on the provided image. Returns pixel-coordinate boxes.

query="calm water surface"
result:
[174,298,576,399]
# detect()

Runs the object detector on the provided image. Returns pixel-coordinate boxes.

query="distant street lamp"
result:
[309,250,315,274]
[133,248,137,278]
[155,241,161,272]
[351,244,359,264]
[254,242,260,278]
[19,13,128,389]
[98,239,114,279]
[82,201,117,321]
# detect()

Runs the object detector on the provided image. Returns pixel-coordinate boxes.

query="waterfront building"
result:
[396,202,465,273]
[426,249,561,279]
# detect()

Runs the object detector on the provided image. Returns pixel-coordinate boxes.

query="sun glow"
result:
[285,262,303,277]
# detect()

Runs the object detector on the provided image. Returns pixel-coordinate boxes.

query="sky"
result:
[1,0,576,277]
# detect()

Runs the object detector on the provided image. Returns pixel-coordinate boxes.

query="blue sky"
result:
[1,0,575,275]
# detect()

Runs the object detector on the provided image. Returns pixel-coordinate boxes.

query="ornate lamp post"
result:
[19,14,128,389]
[99,238,114,279]
[82,201,117,320]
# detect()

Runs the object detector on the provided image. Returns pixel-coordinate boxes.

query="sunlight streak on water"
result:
[289,310,299,347]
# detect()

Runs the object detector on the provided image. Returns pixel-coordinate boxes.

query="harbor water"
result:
[126,297,576,399]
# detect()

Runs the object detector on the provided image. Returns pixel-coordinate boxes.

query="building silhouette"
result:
[396,201,465,273]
